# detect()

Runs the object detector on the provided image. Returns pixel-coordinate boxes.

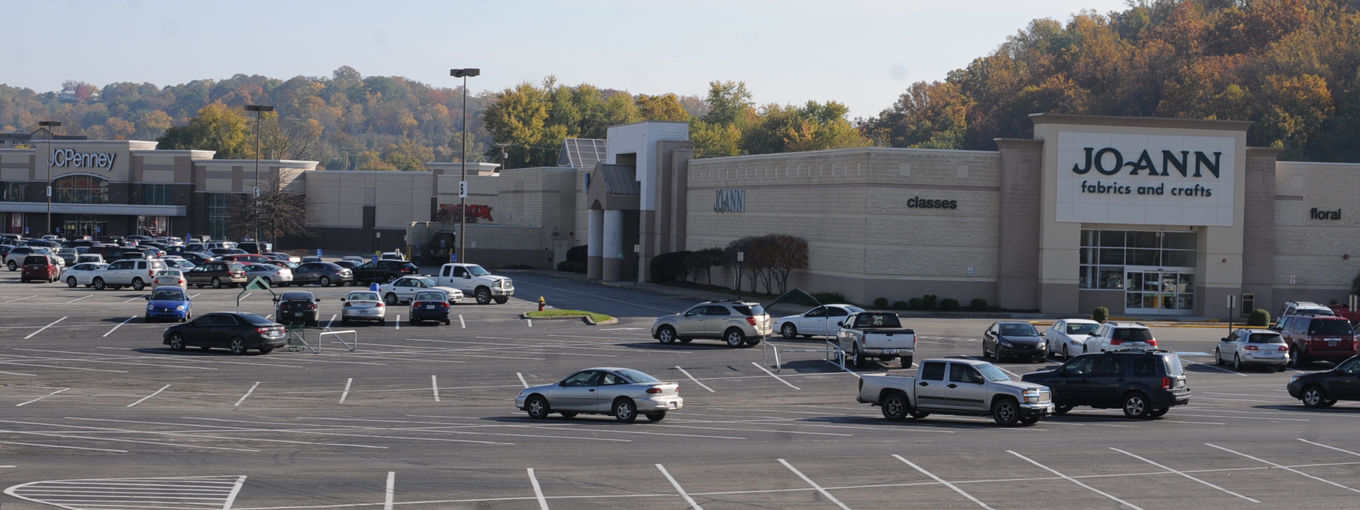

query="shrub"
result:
[908,297,923,310]
[1093,306,1109,323]
[565,245,588,264]
[1248,308,1270,327]
[970,298,988,311]
[892,300,909,310]
[811,292,846,305]
[556,260,586,274]
[940,298,959,311]
[922,294,938,310]
[649,250,691,282]
[873,297,889,309]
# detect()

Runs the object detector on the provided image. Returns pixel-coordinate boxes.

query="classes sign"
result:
[1056,132,1236,226]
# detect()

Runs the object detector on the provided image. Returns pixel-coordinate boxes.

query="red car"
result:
[20,255,60,283]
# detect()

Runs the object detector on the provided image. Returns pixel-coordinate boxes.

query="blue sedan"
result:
[145,287,192,322]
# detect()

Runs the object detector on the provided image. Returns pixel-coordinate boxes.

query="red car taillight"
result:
[1110,339,1125,345]
[1244,345,1258,351]
[1161,377,1172,390]
[256,327,272,335]
[646,387,663,394]
[1279,344,1290,351]
[1147,338,1157,347]
[745,317,757,326]
[343,301,353,308]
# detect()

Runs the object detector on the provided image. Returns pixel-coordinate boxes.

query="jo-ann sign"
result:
[714,189,745,213]
[50,148,117,171]
[1055,132,1237,227]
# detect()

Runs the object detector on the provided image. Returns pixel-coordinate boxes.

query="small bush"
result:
[1093,306,1110,323]
[892,300,909,310]
[940,298,960,311]
[565,245,588,263]
[556,260,586,273]
[1248,308,1270,327]
[873,297,889,309]
[908,297,923,310]
[922,294,938,310]
[649,251,691,283]
[811,292,846,305]
[970,298,988,311]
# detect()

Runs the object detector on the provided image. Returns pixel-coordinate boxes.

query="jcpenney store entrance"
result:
[1080,229,1198,315]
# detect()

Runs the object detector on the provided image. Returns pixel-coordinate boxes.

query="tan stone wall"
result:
[1271,161,1360,305]
[303,170,431,229]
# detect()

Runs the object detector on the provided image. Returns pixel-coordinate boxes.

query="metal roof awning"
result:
[0,202,187,216]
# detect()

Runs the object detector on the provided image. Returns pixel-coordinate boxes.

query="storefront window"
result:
[1079,230,1198,290]
[137,216,168,236]
[206,193,231,239]
[143,184,174,205]
[52,175,109,204]
[0,182,25,201]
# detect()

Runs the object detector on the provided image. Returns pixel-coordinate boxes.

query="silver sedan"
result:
[515,367,682,422]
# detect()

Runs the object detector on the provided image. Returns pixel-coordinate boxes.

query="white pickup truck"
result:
[433,263,515,304]
[857,358,1054,426]
[836,312,916,368]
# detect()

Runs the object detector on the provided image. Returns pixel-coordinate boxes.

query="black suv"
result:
[1021,350,1189,418]
[351,259,420,284]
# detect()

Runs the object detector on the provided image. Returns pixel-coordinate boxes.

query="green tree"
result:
[636,93,690,122]
[157,102,252,158]
[483,81,554,168]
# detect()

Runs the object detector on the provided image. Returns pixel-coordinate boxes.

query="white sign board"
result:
[1056,132,1236,226]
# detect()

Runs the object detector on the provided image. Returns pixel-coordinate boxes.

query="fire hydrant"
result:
[538,296,546,312]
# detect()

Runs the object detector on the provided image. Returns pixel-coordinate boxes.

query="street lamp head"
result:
[245,104,275,113]
[450,68,480,78]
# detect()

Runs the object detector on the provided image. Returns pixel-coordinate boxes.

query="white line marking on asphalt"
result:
[339,378,353,404]
[24,317,66,340]
[527,468,549,510]
[122,295,143,303]
[517,372,529,388]
[1110,447,1260,503]
[778,458,849,510]
[656,463,702,510]
[16,388,69,407]
[459,314,466,328]
[6,295,34,304]
[1193,362,1248,376]
[128,384,171,407]
[432,375,440,402]
[675,366,715,393]
[1008,450,1143,509]
[326,314,336,329]
[103,315,137,338]
[0,440,127,453]
[225,475,247,509]
[235,382,260,407]
[65,295,91,303]
[0,370,36,377]
[0,465,12,468]
[599,327,643,331]
[1299,438,1360,457]
[527,318,533,328]
[1207,443,1360,493]
[894,454,993,509]
[63,417,387,449]
[1176,413,1307,422]
[242,292,253,300]
[1157,419,1227,425]
[265,314,273,320]
[384,471,395,510]
[751,362,800,390]
[395,315,400,330]
[994,365,1021,378]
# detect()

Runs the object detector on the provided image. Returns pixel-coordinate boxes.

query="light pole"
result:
[450,67,479,263]
[245,105,273,246]
[38,120,61,235]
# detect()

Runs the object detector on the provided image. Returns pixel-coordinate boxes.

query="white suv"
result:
[91,258,169,290]
[1277,301,1334,319]
[1085,322,1159,353]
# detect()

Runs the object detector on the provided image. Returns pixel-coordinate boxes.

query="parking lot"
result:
[2,268,1359,509]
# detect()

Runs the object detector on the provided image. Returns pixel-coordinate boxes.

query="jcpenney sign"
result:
[1056,132,1236,227]
[50,148,117,171]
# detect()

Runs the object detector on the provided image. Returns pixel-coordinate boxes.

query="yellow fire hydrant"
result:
[538,296,546,312]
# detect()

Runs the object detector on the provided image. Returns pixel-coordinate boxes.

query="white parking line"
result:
[121,295,143,303]
[65,295,90,303]
[235,381,260,407]
[527,468,549,510]
[1193,362,1248,376]
[750,362,800,390]
[675,366,715,393]
[0,370,36,377]
[656,463,702,510]
[432,375,441,402]
[24,316,66,340]
[459,314,466,328]
[340,378,353,404]
[0,440,126,453]
[894,454,993,509]
[517,372,529,388]
[384,471,395,510]
[1299,438,1360,457]
[395,315,401,330]
[190,293,201,299]
[778,459,849,510]
[225,475,247,510]
[1206,443,1360,494]
[327,314,337,329]
[127,384,171,407]
[103,315,137,338]
[1110,447,1259,503]
[1008,450,1143,509]
[16,388,69,407]
[527,319,533,328]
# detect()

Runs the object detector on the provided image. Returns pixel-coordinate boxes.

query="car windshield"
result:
[412,277,437,287]
[1248,333,1284,344]
[1000,323,1039,336]
[414,291,446,301]
[614,368,658,383]
[977,364,1010,382]
[465,265,490,277]
[349,292,380,301]
[1310,320,1354,336]
[151,288,185,300]
[1066,323,1099,335]
[238,313,273,326]
[280,292,313,302]
[1114,328,1154,342]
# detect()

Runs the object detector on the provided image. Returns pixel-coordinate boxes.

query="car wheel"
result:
[19,277,26,283]
[900,355,913,369]
[881,392,909,421]
[1019,415,1041,426]
[93,277,105,290]
[493,296,509,304]
[723,328,746,348]
[1122,391,1150,418]
[852,343,864,368]
[657,326,677,344]
[319,276,331,287]
[1233,353,1242,371]
[781,323,798,339]
[612,398,638,423]
[168,333,185,351]
[559,411,577,419]
[525,395,550,419]
[678,338,692,344]
[1053,404,1073,415]
[475,287,492,305]
[982,344,989,359]
[908,409,930,419]
[1288,348,1300,368]
[645,411,667,422]
[66,276,77,288]
[1214,347,1223,366]
[992,398,1021,426]
[131,278,145,291]
[212,277,223,289]
[384,293,399,305]
[1062,344,1069,359]
[996,346,1005,361]
[1147,407,1169,418]
[229,336,247,355]
[6,261,15,271]
[259,346,274,354]
[1302,385,1328,408]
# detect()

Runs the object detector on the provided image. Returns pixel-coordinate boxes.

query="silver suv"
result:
[651,300,772,347]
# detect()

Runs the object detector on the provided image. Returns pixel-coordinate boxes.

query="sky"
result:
[9,0,1133,120]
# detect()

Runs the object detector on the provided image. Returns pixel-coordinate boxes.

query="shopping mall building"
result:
[2,114,1356,317]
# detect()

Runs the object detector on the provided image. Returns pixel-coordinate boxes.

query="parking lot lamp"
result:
[450,68,479,263]
[38,121,61,235]
[245,105,274,245]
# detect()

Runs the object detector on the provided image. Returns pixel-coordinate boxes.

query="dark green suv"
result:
[1021,350,1190,418]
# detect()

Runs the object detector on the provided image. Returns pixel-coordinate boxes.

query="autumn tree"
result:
[157,102,252,158]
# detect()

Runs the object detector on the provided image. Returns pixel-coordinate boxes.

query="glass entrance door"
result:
[1125,267,1194,314]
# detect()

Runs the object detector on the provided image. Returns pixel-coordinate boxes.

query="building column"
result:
[601,209,624,281]
[587,209,603,279]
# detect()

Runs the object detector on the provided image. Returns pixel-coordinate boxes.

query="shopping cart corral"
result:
[762,339,851,373]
